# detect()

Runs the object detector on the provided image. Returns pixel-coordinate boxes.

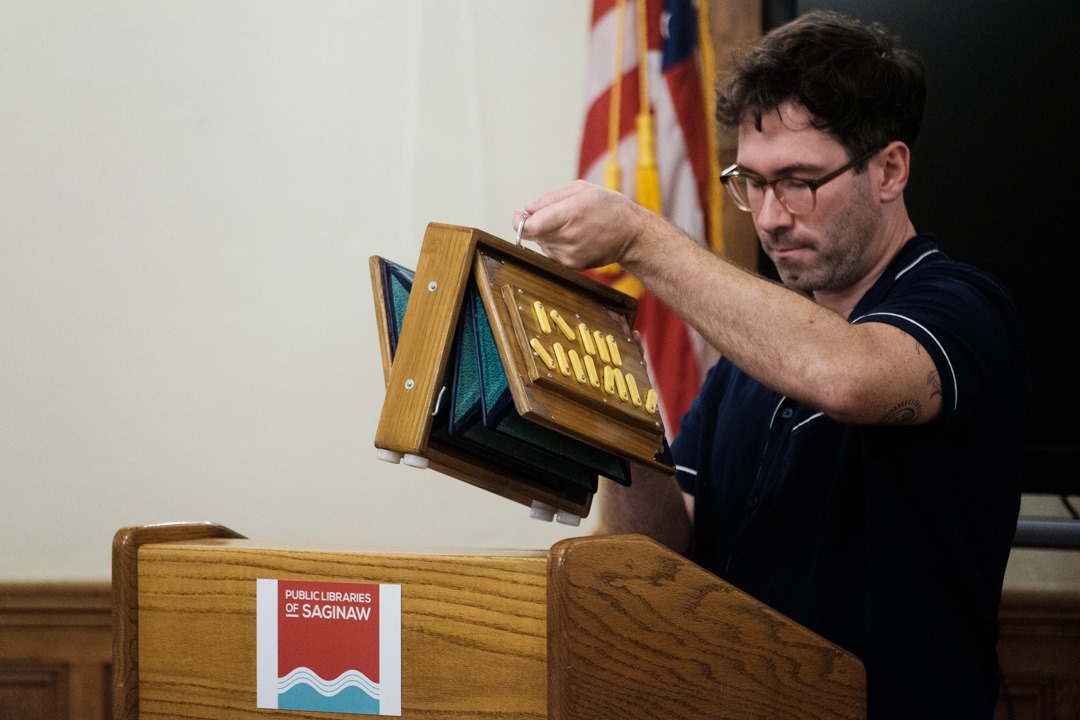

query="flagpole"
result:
[697,0,725,257]
[634,0,663,213]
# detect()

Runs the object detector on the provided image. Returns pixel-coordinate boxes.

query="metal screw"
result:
[427,281,437,292]
[405,379,415,390]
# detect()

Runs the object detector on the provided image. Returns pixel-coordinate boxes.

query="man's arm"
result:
[515,182,943,426]
[597,464,694,556]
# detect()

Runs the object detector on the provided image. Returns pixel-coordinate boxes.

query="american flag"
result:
[578,0,722,437]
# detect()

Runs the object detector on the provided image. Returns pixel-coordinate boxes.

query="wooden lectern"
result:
[113,522,865,719]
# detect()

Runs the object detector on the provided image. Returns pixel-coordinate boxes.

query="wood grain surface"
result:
[129,531,548,719]
[547,535,866,720]
[112,522,246,720]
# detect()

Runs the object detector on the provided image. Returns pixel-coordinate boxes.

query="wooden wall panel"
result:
[707,0,762,275]
[0,582,111,720]
[0,665,69,720]
[996,589,1080,720]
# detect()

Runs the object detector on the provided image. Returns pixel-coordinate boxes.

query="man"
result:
[513,10,1030,719]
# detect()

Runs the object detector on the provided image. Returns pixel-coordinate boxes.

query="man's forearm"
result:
[596,464,692,556]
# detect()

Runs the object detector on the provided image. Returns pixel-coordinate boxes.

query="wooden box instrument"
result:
[371,223,674,523]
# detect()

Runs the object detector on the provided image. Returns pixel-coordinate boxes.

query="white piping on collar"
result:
[894,248,941,279]
[767,397,785,429]
[772,400,824,431]
[793,412,824,431]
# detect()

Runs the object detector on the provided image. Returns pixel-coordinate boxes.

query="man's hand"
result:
[512,180,650,270]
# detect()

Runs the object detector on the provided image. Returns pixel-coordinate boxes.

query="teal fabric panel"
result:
[377,258,631,494]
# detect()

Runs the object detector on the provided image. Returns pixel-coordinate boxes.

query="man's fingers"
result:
[524,180,592,216]
[511,207,554,242]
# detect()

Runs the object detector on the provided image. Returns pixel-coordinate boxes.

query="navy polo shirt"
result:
[672,234,1030,719]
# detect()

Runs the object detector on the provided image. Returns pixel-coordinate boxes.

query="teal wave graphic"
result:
[277,667,380,698]
[277,668,381,714]
[279,683,380,714]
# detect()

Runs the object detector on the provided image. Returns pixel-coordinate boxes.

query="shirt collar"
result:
[851,233,942,318]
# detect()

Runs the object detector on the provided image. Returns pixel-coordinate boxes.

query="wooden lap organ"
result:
[371,223,673,524]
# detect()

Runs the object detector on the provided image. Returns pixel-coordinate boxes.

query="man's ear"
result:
[878,141,910,201]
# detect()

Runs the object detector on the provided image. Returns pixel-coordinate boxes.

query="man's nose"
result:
[754,186,794,233]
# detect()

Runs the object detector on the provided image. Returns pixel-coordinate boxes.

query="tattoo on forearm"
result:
[928,370,942,398]
[880,399,921,425]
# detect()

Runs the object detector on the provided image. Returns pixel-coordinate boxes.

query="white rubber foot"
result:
[402,453,429,469]
[555,510,582,527]
[375,449,403,464]
[529,501,555,522]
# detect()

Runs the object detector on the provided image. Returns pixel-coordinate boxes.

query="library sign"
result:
[257,579,401,715]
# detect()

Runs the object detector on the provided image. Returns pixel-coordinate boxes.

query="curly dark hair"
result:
[716,10,926,163]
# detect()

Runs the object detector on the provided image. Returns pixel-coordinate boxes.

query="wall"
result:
[0,0,598,580]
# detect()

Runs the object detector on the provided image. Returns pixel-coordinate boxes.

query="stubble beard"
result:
[762,181,880,297]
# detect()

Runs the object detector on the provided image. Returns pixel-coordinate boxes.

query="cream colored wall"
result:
[0,0,597,579]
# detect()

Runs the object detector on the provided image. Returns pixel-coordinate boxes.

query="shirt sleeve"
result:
[852,262,1028,424]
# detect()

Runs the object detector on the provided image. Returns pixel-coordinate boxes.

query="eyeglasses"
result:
[720,147,883,215]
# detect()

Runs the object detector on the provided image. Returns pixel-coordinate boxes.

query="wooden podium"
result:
[112,522,865,719]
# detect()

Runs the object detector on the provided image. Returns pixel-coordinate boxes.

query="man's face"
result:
[736,102,883,297]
